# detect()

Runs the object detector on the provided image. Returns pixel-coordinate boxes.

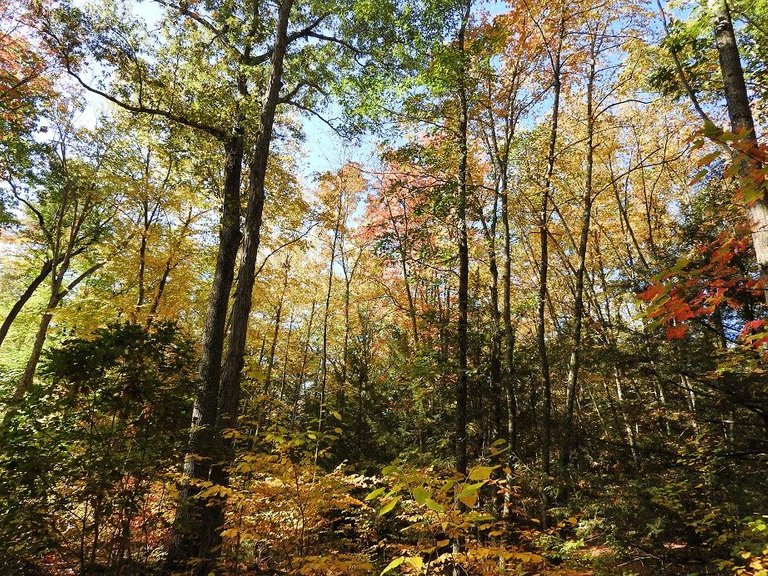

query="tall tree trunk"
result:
[455,4,471,478]
[165,132,244,570]
[710,0,768,286]
[314,187,344,464]
[194,2,294,571]
[560,34,597,488]
[500,171,517,453]
[488,221,502,442]
[537,17,564,527]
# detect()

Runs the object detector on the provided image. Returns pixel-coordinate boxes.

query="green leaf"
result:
[457,481,485,498]
[468,465,497,481]
[365,487,386,501]
[412,485,429,505]
[378,495,401,516]
[381,556,405,575]
[425,498,444,512]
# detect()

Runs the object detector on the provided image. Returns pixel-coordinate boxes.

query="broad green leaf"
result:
[468,465,497,481]
[412,485,429,505]
[457,481,485,498]
[378,495,401,516]
[365,487,386,501]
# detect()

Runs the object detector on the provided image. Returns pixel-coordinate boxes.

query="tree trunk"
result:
[537,17,564,527]
[278,313,294,401]
[560,33,597,489]
[292,300,317,427]
[314,186,344,464]
[194,2,294,571]
[710,0,768,285]
[10,254,98,403]
[165,132,244,570]
[455,4,470,478]
[265,256,290,396]
[0,258,54,349]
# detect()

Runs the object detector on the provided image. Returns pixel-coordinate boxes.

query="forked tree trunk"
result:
[0,258,54,349]
[194,2,294,572]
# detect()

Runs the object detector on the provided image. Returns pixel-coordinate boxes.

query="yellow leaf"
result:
[381,556,405,575]
[459,493,477,508]
[468,465,497,481]
[406,555,424,570]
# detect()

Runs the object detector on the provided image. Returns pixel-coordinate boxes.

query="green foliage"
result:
[0,321,195,574]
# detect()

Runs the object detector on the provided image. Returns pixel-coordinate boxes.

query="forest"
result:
[1,0,767,574]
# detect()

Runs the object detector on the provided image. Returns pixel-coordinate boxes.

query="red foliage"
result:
[640,231,767,350]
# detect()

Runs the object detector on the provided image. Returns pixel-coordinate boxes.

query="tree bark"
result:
[560,31,597,487]
[0,258,54,349]
[537,15,564,527]
[710,0,768,287]
[455,3,471,477]
[165,132,244,570]
[193,2,294,571]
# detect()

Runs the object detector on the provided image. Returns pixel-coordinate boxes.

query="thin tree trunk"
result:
[136,200,150,313]
[455,3,471,478]
[560,33,597,487]
[0,258,54,349]
[537,18,564,526]
[278,313,294,401]
[292,300,317,426]
[265,256,290,396]
[315,186,343,465]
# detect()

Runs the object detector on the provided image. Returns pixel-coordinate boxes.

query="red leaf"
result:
[665,324,688,340]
